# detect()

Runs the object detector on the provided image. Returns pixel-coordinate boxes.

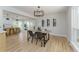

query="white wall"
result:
[35,12,67,37]
[66,7,72,41]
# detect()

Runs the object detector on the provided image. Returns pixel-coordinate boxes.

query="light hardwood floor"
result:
[6,31,74,52]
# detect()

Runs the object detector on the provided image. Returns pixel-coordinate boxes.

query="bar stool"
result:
[18,28,20,33]
[10,28,14,35]
[14,28,16,34]
[16,28,20,33]
[6,28,10,36]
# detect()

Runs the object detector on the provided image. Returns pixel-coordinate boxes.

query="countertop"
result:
[0,31,6,33]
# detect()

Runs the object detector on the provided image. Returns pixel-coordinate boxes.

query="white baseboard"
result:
[70,41,79,52]
[49,33,67,38]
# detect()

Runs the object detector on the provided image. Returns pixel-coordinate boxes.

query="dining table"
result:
[27,29,49,40]
[27,29,50,47]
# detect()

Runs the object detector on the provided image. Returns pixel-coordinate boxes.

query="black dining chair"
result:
[42,33,47,47]
[28,30,34,43]
[35,32,46,47]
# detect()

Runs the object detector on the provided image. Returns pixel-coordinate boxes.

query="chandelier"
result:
[34,6,44,17]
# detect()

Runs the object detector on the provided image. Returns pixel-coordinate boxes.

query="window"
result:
[72,7,79,45]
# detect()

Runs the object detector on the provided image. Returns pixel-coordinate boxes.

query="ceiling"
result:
[12,6,67,17]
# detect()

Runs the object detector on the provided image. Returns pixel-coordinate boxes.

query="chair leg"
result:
[48,34,50,40]
[36,39,38,45]
[44,41,46,47]
[43,38,46,47]
[27,37,29,42]
[41,39,43,47]
[41,42,42,47]
[31,37,33,43]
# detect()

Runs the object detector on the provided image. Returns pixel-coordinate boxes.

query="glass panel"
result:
[77,30,79,42]
[72,7,79,45]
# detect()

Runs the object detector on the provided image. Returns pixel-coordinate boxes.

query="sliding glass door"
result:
[72,7,79,46]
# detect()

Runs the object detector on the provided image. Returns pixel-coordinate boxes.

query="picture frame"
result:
[47,19,50,26]
[42,20,44,27]
[53,18,56,27]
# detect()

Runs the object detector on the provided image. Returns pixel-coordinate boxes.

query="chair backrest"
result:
[28,30,33,36]
[35,32,43,39]
[42,33,47,36]
[42,33,47,37]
